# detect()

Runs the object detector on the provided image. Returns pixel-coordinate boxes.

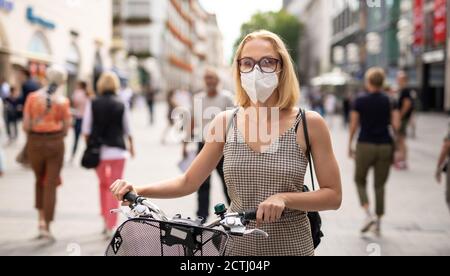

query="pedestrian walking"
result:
[160,89,178,145]
[70,81,91,161]
[4,87,21,142]
[342,92,352,127]
[23,65,72,241]
[82,72,135,237]
[174,88,193,142]
[119,79,134,110]
[436,122,450,213]
[324,93,337,128]
[19,67,41,115]
[349,67,400,236]
[145,85,156,125]
[183,68,235,221]
[396,71,415,170]
[112,30,342,256]
[0,77,10,100]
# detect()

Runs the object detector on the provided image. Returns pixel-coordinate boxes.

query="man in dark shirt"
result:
[396,71,415,169]
[19,68,41,108]
[349,67,400,236]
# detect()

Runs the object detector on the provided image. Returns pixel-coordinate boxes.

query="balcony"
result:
[124,13,152,25]
[128,50,153,59]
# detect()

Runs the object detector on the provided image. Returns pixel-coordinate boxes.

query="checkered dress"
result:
[223,111,315,256]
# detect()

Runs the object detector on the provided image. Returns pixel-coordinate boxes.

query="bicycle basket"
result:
[105,218,230,256]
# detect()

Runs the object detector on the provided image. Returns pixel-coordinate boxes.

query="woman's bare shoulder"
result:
[297,110,329,139]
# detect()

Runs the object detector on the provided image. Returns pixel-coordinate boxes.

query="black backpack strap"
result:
[300,109,316,191]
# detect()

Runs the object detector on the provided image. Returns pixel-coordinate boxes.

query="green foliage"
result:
[233,10,302,65]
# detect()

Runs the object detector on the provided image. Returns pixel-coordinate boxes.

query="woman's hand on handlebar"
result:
[110,179,137,203]
[256,194,286,227]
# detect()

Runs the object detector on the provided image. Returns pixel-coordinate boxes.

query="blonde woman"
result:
[82,72,134,236]
[23,65,72,240]
[111,30,342,256]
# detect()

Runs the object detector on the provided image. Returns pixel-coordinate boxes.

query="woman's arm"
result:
[257,112,342,225]
[436,139,450,183]
[122,106,135,158]
[391,109,400,133]
[22,96,33,133]
[111,111,232,201]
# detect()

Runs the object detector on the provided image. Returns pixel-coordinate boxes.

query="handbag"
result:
[299,109,324,249]
[81,140,101,169]
[81,103,103,169]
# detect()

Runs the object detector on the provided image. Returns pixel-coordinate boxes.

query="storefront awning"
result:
[311,69,352,87]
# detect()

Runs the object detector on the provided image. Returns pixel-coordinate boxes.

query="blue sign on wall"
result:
[26,7,56,30]
[0,0,14,12]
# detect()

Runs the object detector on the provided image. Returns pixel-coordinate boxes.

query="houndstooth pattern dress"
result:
[223,111,315,256]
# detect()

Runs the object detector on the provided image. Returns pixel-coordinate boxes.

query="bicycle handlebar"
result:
[239,210,258,221]
[123,192,140,203]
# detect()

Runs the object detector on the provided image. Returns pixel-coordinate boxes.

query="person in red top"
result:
[23,65,72,241]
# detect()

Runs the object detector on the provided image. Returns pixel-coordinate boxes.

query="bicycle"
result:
[105,192,269,256]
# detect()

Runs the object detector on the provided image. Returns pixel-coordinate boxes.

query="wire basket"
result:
[105,218,230,256]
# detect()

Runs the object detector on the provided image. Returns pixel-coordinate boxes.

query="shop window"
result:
[28,31,51,56]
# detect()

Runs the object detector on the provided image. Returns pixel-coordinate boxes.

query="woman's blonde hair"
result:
[233,30,300,110]
[46,65,67,86]
[97,71,120,95]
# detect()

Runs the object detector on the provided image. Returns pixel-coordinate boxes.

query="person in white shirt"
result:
[184,68,235,222]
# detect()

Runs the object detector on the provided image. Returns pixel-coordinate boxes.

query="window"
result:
[127,0,151,18]
[128,34,150,53]
[28,32,51,55]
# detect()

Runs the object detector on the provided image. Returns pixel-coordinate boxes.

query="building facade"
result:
[328,0,449,112]
[414,0,448,111]
[113,0,225,94]
[330,0,367,81]
[0,0,112,95]
[283,0,333,85]
[365,0,400,82]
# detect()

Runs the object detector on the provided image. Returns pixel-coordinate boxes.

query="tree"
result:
[233,10,302,66]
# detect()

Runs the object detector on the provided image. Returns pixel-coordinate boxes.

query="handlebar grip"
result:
[123,192,139,203]
[241,209,258,221]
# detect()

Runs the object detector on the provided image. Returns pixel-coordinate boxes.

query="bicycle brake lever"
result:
[110,208,129,217]
[244,229,269,238]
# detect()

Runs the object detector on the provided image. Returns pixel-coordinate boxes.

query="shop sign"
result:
[26,6,56,30]
[433,0,447,45]
[413,0,425,47]
[0,0,13,12]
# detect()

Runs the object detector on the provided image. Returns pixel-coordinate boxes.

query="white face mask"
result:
[241,66,279,104]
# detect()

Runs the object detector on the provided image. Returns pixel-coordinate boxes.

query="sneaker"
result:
[361,218,376,234]
[373,220,382,237]
[38,229,56,243]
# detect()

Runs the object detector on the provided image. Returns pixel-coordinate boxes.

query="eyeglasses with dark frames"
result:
[238,57,283,74]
